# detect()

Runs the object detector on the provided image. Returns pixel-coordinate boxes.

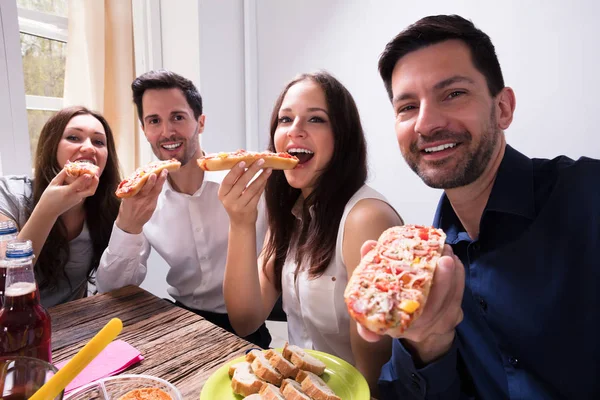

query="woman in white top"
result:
[219,71,404,394]
[0,106,121,307]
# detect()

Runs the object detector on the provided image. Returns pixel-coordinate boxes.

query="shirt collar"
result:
[433,144,536,243]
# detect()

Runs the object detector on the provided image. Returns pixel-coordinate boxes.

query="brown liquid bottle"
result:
[0,220,19,308]
[0,240,52,363]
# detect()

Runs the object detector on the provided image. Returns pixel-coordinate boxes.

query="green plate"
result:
[200,348,370,400]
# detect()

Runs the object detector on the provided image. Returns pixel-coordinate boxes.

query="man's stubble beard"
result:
[404,106,499,189]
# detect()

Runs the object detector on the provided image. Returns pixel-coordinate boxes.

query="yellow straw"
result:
[30,318,123,400]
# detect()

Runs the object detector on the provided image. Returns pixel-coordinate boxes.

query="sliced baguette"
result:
[228,361,248,377]
[281,378,311,400]
[259,383,286,400]
[251,350,283,386]
[300,371,341,400]
[231,362,266,397]
[282,343,326,375]
[246,349,263,363]
[266,349,299,379]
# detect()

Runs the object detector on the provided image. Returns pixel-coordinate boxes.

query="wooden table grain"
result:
[49,285,255,399]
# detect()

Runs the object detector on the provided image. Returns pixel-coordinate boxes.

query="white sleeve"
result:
[96,223,151,293]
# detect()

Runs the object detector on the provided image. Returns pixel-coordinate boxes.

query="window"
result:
[17,0,68,164]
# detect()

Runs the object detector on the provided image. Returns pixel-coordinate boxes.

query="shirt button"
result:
[410,373,421,391]
[478,297,487,311]
[509,356,519,367]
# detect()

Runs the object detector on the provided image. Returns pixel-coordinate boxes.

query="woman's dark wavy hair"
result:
[31,106,121,292]
[263,71,367,291]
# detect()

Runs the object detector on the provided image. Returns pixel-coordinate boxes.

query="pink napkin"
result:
[55,339,144,394]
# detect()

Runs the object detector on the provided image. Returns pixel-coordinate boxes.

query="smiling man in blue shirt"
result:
[355,15,600,399]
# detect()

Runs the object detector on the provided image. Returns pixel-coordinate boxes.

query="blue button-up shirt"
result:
[379,145,600,399]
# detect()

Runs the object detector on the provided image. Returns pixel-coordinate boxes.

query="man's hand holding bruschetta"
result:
[356,240,465,366]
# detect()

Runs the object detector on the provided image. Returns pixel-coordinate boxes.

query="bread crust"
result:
[344,225,446,335]
[64,160,99,177]
[283,343,326,375]
[230,362,265,397]
[266,349,299,379]
[116,159,181,198]
[300,371,341,400]
[197,150,299,171]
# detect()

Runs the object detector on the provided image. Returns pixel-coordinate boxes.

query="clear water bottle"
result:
[0,220,19,307]
[0,240,52,362]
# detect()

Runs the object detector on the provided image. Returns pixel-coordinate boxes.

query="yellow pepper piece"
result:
[413,256,421,264]
[399,299,420,314]
[218,152,228,158]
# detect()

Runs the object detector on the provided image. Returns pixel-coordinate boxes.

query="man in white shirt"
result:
[96,70,271,348]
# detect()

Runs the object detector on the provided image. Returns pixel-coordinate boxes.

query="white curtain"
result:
[63,0,139,174]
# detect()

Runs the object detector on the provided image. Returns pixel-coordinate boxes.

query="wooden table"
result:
[50,285,255,398]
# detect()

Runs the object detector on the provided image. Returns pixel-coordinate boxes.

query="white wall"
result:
[145,0,600,298]
[253,0,600,224]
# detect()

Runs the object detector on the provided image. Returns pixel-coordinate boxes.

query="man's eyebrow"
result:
[144,114,158,122]
[392,75,476,105]
[433,75,475,90]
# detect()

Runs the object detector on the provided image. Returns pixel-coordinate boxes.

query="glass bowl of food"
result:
[64,374,182,400]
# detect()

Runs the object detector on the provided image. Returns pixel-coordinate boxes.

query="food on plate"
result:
[298,371,341,400]
[265,349,299,379]
[247,349,283,386]
[244,395,263,400]
[259,383,286,399]
[231,361,266,397]
[228,344,340,399]
[196,150,299,171]
[117,387,172,400]
[344,224,446,335]
[282,343,326,376]
[115,159,181,198]
[64,160,100,177]
[281,378,310,400]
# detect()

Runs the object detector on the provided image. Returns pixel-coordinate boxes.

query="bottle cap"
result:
[0,220,17,235]
[5,240,34,258]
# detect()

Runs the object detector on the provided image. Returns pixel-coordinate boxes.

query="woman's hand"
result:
[37,168,100,218]
[218,159,272,226]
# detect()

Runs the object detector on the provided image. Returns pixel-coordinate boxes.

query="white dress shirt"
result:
[96,174,267,314]
[282,185,392,365]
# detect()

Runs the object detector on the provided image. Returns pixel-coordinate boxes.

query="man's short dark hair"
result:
[379,15,505,101]
[131,69,203,125]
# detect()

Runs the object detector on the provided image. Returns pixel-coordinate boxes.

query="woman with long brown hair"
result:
[219,71,404,393]
[0,106,121,308]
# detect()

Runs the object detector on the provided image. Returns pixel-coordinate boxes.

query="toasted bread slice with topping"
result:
[266,349,299,379]
[300,371,341,400]
[231,362,265,397]
[282,343,326,376]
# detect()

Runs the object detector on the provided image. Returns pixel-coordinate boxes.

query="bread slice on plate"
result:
[250,350,284,386]
[228,361,248,377]
[259,383,286,400]
[282,343,326,375]
[300,371,341,400]
[281,378,311,400]
[266,349,299,379]
[230,361,265,397]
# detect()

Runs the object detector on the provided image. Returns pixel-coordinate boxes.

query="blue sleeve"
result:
[378,338,468,400]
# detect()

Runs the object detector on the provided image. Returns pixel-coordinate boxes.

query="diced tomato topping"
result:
[376,282,389,292]
[418,230,429,241]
